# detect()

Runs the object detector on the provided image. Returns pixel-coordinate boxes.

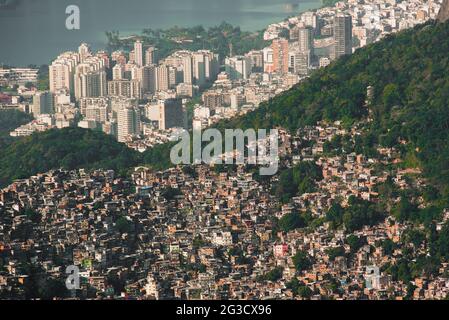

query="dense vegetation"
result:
[36,64,50,91]
[278,210,307,232]
[106,22,269,63]
[0,124,185,187]
[293,250,313,273]
[274,162,323,203]
[0,109,32,136]
[326,197,385,232]
[0,128,141,187]
[321,0,343,8]
[257,267,284,282]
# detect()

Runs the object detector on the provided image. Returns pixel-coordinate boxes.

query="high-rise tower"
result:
[333,14,353,59]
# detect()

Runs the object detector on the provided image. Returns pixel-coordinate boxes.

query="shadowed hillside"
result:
[0,127,141,186]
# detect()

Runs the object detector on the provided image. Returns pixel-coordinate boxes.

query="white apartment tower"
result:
[225,56,251,80]
[117,106,141,142]
[108,80,142,99]
[113,64,124,80]
[74,57,107,100]
[156,64,170,92]
[145,99,184,130]
[134,40,144,67]
[192,50,219,87]
[145,46,156,65]
[78,43,91,62]
[49,52,80,94]
[182,55,193,84]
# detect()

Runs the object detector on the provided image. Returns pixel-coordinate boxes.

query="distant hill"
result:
[0,127,141,187]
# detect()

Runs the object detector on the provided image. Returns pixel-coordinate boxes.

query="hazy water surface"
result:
[0,0,321,65]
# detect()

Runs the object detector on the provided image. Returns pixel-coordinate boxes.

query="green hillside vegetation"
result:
[275,162,323,203]
[321,0,343,8]
[325,197,385,232]
[0,128,141,186]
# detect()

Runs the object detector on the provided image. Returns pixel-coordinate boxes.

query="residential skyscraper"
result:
[85,105,108,123]
[117,105,141,142]
[145,98,184,130]
[96,51,111,69]
[245,50,264,72]
[334,14,353,59]
[134,40,143,67]
[263,47,274,73]
[293,52,310,76]
[156,64,170,92]
[182,55,193,84]
[49,52,80,94]
[136,65,156,94]
[78,97,110,117]
[225,56,251,80]
[302,11,318,30]
[192,52,206,87]
[145,46,157,65]
[272,38,289,74]
[290,27,314,75]
[298,27,314,55]
[192,50,219,87]
[78,43,91,62]
[113,64,124,80]
[74,57,107,100]
[108,79,142,99]
[111,50,127,65]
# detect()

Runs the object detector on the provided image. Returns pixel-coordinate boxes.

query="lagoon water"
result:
[0,0,321,66]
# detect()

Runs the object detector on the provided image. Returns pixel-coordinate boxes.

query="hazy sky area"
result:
[0,0,321,66]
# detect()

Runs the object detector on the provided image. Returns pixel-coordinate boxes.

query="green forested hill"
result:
[0,128,141,186]
[222,21,449,131]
